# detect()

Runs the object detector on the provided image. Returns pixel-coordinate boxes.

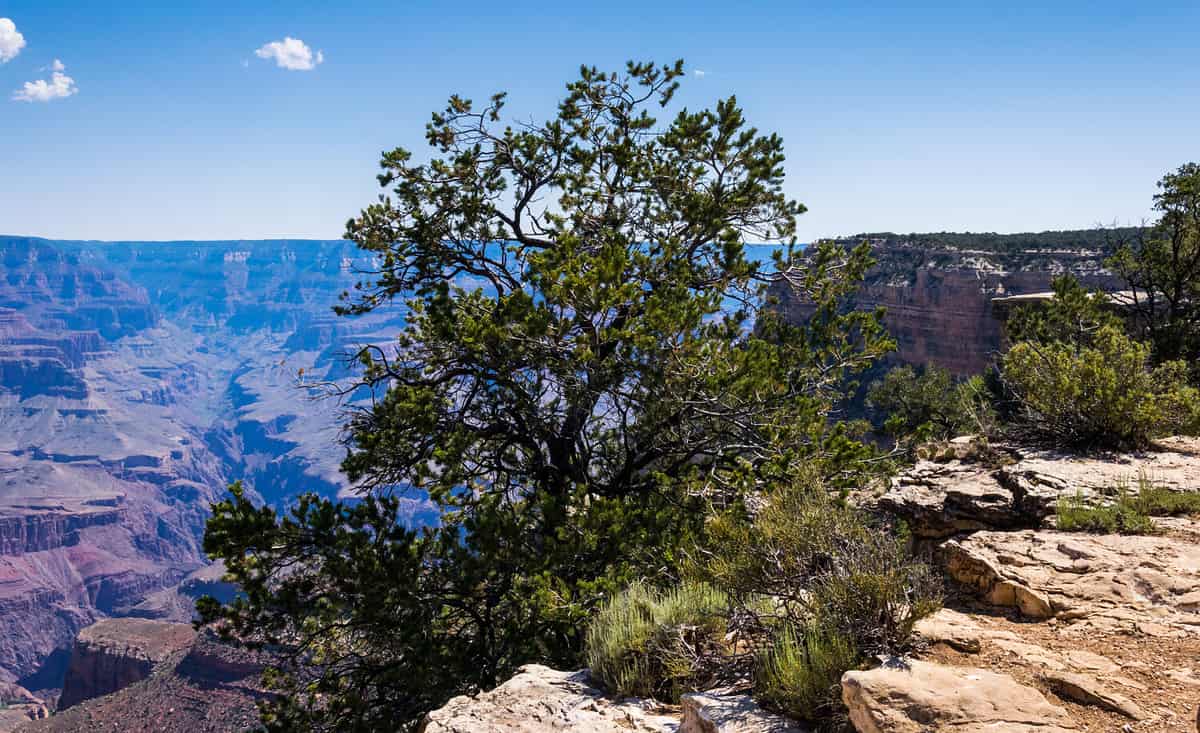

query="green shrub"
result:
[755,625,858,731]
[868,365,996,446]
[1005,275,1123,348]
[694,474,940,657]
[1001,325,1200,450]
[687,470,940,724]
[585,582,730,701]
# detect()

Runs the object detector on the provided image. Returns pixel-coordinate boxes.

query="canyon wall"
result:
[0,236,432,702]
[770,233,1125,375]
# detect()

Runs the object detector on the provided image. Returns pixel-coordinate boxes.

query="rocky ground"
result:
[409,436,1200,732]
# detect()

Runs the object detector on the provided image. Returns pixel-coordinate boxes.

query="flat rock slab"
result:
[1041,670,1145,720]
[912,608,1019,653]
[941,527,1200,633]
[841,658,1076,732]
[882,438,1200,538]
[419,665,679,732]
[74,618,197,663]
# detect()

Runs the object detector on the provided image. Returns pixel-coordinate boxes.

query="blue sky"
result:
[1,1,1197,241]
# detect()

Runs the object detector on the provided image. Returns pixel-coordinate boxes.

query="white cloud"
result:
[694,69,708,78]
[0,17,26,63]
[12,61,78,103]
[255,37,323,71]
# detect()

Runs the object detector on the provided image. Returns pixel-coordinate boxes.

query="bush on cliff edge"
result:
[1001,324,1200,450]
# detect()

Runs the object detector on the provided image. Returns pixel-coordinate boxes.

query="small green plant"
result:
[1135,480,1200,516]
[1055,473,1200,533]
[755,624,858,731]
[585,582,731,702]
[1056,491,1156,534]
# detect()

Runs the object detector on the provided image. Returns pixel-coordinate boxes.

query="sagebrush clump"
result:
[755,625,858,730]
[584,582,731,701]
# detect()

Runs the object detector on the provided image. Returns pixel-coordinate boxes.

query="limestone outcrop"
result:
[56,619,196,710]
[884,438,1200,731]
[880,436,1200,538]
[770,235,1122,376]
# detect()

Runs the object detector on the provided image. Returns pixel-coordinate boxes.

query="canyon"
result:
[0,235,435,712]
[0,229,1135,728]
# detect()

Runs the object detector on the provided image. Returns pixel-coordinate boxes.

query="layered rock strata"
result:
[770,234,1123,375]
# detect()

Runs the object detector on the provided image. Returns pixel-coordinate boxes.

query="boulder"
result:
[840,658,1076,732]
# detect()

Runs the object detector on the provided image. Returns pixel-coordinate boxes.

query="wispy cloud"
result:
[12,59,77,102]
[255,37,324,71]
[0,17,26,63]
[693,69,708,78]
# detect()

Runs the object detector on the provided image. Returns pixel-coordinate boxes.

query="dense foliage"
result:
[683,469,940,725]
[200,61,895,731]
[1004,275,1123,348]
[867,364,994,446]
[1108,163,1200,380]
[1000,324,1199,450]
[846,227,1143,254]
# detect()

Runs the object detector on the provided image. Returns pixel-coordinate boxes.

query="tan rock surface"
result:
[911,608,1019,652]
[1040,670,1145,720]
[679,693,805,733]
[881,438,1200,538]
[941,526,1200,631]
[840,658,1076,733]
[418,665,679,733]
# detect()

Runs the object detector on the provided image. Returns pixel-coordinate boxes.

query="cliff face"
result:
[770,236,1123,375]
[15,621,267,733]
[56,619,196,710]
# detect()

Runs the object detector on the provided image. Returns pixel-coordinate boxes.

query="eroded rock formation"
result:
[56,619,196,710]
[14,627,268,733]
[0,235,426,696]
[770,233,1124,375]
